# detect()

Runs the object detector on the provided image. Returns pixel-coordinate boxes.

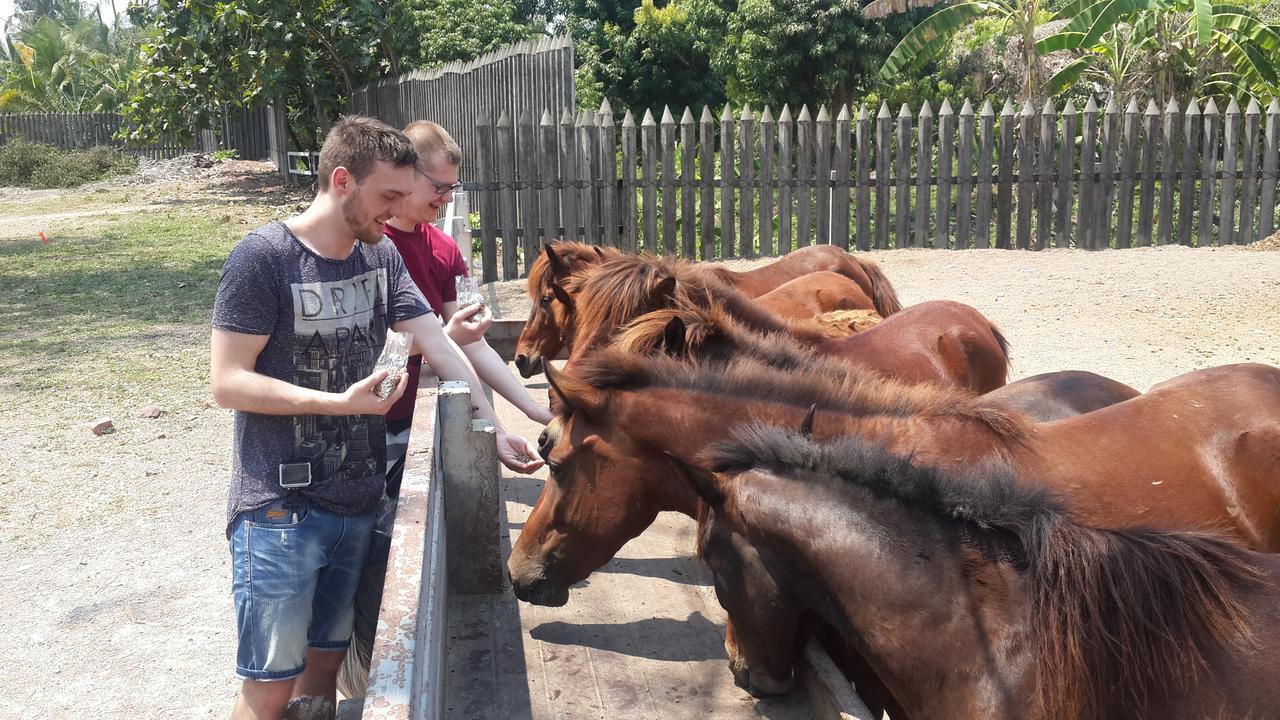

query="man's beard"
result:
[342,190,384,244]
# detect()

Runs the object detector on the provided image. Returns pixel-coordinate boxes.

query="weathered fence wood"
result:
[621,111,638,253]
[475,114,498,282]
[1097,96,1120,248]
[1198,99,1220,247]
[537,111,558,247]
[797,105,815,248]
[739,106,757,257]
[760,106,777,257]
[720,104,737,257]
[661,107,679,254]
[1056,100,1077,245]
[816,106,833,247]
[957,100,975,250]
[1016,101,1034,250]
[577,110,600,246]
[1178,101,1201,245]
[1037,99,1054,250]
[1220,98,1240,245]
[1263,99,1279,240]
[641,110,659,253]
[699,107,715,260]
[916,102,933,248]
[517,109,540,260]
[558,109,580,243]
[976,100,995,249]
[680,107,698,259]
[855,105,872,252]
[1157,99,1179,245]
[1239,99,1259,245]
[1078,97,1099,249]
[1135,99,1157,246]
[598,102,619,248]
[937,99,955,249]
[779,105,796,253]
[496,112,520,279]
[833,105,852,250]
[896,104,912,248]
[996,99,1015,250]
[875,103,891,250]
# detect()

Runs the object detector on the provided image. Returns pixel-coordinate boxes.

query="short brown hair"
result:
[316,115,419,191]
[403,120,463,167]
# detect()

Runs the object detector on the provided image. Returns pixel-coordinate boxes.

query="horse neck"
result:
[743,476,1035,719]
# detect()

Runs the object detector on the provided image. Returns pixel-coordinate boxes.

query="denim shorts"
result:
[229,500,376,681]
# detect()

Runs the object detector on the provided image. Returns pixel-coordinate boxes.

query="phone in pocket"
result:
[279,462,312,489]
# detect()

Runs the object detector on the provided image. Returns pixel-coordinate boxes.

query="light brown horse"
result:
[687,426,1280,719]
[513,242,902,376]
[749,270,879,321]
[611,288,1010,393]
[509,350,1280,609]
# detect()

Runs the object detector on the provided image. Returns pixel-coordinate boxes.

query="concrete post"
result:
[437,381,504,593]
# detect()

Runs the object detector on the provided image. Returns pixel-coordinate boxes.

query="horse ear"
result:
[545,244,568,278]
[664,451,726,509]
[543,359,606,416]
[651,274,677,304]
[661,316,686,356]
[549,281,574,311]
[591,245,605,260]
[800,404,817,438]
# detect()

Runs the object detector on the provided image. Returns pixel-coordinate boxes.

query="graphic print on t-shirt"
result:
[289,268,389,486]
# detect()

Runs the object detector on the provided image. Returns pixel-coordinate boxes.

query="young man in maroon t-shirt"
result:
[382,121,552,492]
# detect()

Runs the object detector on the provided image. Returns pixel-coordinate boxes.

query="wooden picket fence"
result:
[0,112,196,159]
[470,96,1280,282]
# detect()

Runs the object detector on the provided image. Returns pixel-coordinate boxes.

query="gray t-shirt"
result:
[212,221,430,530]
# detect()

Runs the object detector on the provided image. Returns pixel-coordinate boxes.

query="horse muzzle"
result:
[514,353,540,378]
[508,554,570,606]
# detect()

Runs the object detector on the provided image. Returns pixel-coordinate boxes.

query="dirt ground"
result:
[0,161,1277,719]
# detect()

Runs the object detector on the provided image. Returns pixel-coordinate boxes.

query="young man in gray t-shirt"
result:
[211,116,542,720]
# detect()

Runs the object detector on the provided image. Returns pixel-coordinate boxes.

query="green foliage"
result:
[398,0,538,68]
[211,149,239,162]
[0,138,137,188]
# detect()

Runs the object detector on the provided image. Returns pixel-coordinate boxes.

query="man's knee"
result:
[304,647,347,674]
[233,678,295,720]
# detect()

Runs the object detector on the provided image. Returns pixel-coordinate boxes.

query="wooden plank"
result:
[855,105,871,251]
[1135,99,1157,246]
[559,108,579,242]
[1239,98,1260,245]
[779,105,795,253]
[1098,96,1120,249]
[957,99,975,249]
[1262,99,1280,241]
[975,100,995,249]
[1157,99,1179,245]
[577,110,600,245]
[1036,99,1054,249]
[641,109,659,254]
[937,99,955,249]
[1113,97,1137,248]
[474,114,497,282]
[598,102,619,248]
[1178,101,1202,246]
[816,106,833,246]
[833,104,852,250]
[537,110,559,244]
[1219,98,1240,245]
[1016,100,1035,250]
[496,111,520,279]
[875,103,891,250]
[720,104,736,258]
[680,107,698,258]
[895,104,911,248]
[661,106,679,254]
[517,109,541,264]
[699,106,716,260]
[996,99,1014,249]
[1198,98,1220,246]
[796,105,814,248]
[622,110,638,253]
[759,106,777,257]
[915,101,933,247]
[1077,97,1099,249]
[739,105,757,257]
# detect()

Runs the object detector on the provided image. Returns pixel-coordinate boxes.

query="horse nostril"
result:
[515,354,528,370]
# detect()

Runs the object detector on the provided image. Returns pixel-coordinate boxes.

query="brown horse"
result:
[982,370,1140,421]
[612,288,1010,393]
[688,425,1280,719]
[749,270,879,321]
[513,242,902,376]
[509,350,1280,608]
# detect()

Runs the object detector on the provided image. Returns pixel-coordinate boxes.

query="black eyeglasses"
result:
[417,168,463,195]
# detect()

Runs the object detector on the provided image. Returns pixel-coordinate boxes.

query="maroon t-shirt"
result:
[383,222,469,422]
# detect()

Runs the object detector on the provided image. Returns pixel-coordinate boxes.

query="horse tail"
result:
[1028,514,1264,720]
[859,260,903,317]
[990,321,1012,368]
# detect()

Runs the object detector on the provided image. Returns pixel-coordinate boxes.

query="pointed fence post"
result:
[641,109,659,253]
[558,108,580,242]
[517,109,541,264]
[1198,98,1220,246]
[1157,99,1180,245]
[1016,100,1035,249]
[833,105,852,250]
[936,99,955,249]
[1096,95,1120,248]
[699,107,716,260]
[976,100,995,249]
[875,103,892,249]
[1261,99,1280,240]
[496,111,521,278]
[779,105,796,253]
[957,99,975,249]
[599,102,619,248]
[475,113,498,282]
[1134,99,1157,247]
[1056,100,1077,246]
[1121,98,1144,248]
[739,105,758,257]
[1077,96,1099,249]
[577,110,600,245]
[760,106,777,256]
[1239,98,1260,245]
[661,106,679,254]
[1178,101,1201,245]
[996,99,1015,249]
[1037,99,1055,249]
[680,107,698,258]
[896,104,912,248]
[1219,97,1240,245]
[538,110,560,247]
[816,106,834,246]
[721,104,737,258]
[855,105,872,251]
[621,110,638,253]
[796,105,815,248]
[915,101,934,247]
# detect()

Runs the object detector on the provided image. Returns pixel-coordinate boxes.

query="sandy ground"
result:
[1,163,1277,718]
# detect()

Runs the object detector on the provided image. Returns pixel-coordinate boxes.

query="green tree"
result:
[399,0,538,68]
[0,3,135,112]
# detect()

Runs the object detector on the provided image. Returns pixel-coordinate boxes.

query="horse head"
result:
[515,242,613,377]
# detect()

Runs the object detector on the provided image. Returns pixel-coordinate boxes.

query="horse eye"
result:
[540,295,553,305]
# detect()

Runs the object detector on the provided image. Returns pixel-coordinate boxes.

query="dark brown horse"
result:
[686,426,1280,719]
[513,242,902,376]
[982,370,1140,421]
[509,351,1280,609]
[612,288,1010,393]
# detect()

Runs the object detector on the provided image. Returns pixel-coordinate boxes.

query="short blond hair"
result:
[403,121,462,168]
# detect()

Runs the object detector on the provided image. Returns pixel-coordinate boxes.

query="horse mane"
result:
[714,425,1266,720]
[526,241,618,297]
[573,346,1028,440]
